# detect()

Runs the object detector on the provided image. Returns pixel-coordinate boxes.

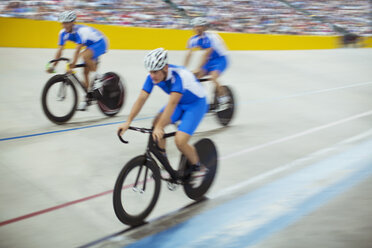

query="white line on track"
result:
[220,110,372,160]
[212,121,372,199]
[247,81,372,104]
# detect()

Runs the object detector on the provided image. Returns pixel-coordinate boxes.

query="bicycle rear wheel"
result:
[181,138,218,200]
[113,155,161,226]
[214,85,235,126]
[97,72,125,117]
[41,74,77,124]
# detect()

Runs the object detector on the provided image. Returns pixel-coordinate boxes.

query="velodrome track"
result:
[0,48,372,248]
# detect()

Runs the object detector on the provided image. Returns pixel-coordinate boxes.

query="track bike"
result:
[199,77,235,126]
[113,126,218,226]
[42,58,125,124]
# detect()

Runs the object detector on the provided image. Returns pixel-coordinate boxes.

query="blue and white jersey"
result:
[58,25,105,47]
[142,64,206,105]
[187,31,228,60]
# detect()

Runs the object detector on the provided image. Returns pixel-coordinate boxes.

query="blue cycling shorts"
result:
[202,55,228,75]
[87,38,108,60]
[160,97,208,135]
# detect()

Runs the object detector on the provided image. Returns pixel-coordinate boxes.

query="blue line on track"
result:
[2,81,371,142]
[0,116,154,142]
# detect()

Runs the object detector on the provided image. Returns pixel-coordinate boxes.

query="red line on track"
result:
[0,180,141,227]
[0,189,114,227]
[0,174,153,227]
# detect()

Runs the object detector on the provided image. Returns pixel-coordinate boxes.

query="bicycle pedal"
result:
[167,182,177,191]
[132,187,144,194]
[215,103,230,112]
[92,80,103,90]
[208,103,217,111]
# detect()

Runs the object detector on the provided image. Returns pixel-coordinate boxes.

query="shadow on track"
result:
[78,197,209,248]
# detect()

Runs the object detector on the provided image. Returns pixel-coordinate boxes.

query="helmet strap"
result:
[161,69,167,81]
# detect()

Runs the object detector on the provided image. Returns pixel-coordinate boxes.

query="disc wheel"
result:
[97,72,125,117]
[181,138,218,200]
[214,85,235,126]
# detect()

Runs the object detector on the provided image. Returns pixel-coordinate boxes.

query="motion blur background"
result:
[0,0,371,36]
[1,1,372,248]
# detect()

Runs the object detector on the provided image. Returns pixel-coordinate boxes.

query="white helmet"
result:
[144,48,168,71]
[59,11,76,23]
[191,17,209,27]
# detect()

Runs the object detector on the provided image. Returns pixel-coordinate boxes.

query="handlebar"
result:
[117,126,176,144]
[48,57,86,68]
[49,58,70,63]
[199,77,211,82]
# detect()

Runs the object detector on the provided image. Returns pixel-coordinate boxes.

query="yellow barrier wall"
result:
[1,17,370,50]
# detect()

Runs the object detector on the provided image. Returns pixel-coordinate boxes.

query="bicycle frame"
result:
[146,132,179,181]
[49,57,88,93]
[65,73,88,93]
[118,127,181,183]
[198,77,211,83]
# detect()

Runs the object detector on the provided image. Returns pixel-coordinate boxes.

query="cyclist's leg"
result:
[209,70,225,96]
[194,69,207,79]
[152,113,169,151]
[83,39,108,90]
[208,56,228,97]
[176,98,208,165]
[154,105,183,152]
[175,131,198,165]
[76,49,96,110]
[80,49,96,90]
[194,60,210,79]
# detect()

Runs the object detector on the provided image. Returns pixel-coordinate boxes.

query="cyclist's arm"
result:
[197,47,212,70]
[52,45,64,67]
[155,92,182,129]
[184,48,193,67]
[46,45,64,73]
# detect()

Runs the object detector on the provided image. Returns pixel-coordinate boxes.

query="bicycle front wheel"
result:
[113,155,161,226]
[41,75,77,124]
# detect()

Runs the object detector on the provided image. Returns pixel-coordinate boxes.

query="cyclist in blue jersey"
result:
[118,48,208,176]
[184,17,229,103]
[46,10,109,110]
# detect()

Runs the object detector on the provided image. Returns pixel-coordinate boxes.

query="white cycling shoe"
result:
[218,95,230,104]
[215,95,230,112]
[76,101,88,111]
[190,164,209,188]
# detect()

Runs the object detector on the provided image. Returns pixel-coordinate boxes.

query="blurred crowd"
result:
[0,0,370,36]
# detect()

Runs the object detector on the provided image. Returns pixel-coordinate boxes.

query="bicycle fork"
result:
[132,157,151,194]
[57,81,68,101]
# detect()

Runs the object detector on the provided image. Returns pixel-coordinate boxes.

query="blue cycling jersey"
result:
[187,31,228,61]
[58,25,105,47]
[142,64,206,105]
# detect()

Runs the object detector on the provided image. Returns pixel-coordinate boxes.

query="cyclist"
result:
[184,17,229,104]
[118,48,208,179]
[46,10,109,111]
